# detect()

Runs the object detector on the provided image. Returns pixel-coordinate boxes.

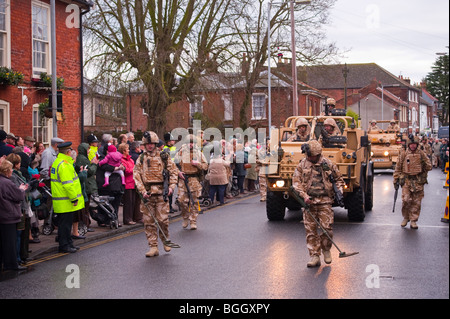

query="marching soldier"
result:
[174,134,208,230]
[133,131,178,257]
[393,136,432,229]
[287,118,311,142]
[292,140,345,267]
[256,138,270,202]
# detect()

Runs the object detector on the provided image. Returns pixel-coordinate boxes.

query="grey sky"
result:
[324,0,449,84]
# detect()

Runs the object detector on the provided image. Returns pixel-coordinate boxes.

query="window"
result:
[0,0,10,67]
[252,94,266,119]
[32,1,50,77]
[222,94,233,121]
[0,99,9,132]
[33,104,52,146]
[189,95,203,119]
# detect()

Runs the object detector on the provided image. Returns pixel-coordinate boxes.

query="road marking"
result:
[29,194,260,266]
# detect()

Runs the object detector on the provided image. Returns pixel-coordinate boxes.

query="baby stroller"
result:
[32,179,58,236]
[89,194,119,229]
[36,179,88,236]
[230,175,240,197]
[199,179,212,207]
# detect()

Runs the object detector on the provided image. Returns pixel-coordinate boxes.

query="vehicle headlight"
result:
[384,151,389,156]
[275,180,285,188]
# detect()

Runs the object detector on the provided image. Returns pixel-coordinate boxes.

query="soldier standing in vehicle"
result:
[393,136,432,229]
[368,120,380,133]
[174,135,208,230]
[387,119,400,133]
[287,118,311,142]
[133,131,178,257]
[292,140,345,267]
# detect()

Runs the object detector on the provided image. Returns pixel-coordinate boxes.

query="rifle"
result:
[162,168,169,202]
[329,174,345,207]
[161,151,170,202]
[392,182,399,213]
[183,175,195,212]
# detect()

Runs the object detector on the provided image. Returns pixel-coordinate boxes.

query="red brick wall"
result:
[0,0,83,147]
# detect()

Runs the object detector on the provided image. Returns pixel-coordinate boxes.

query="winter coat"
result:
[208,157,230,185]
[50,153,85,213]
[0,174,25,224]
[75,143,98,196]
[121,154,135,190]
[99,151,122,167]
[233,150,248,177]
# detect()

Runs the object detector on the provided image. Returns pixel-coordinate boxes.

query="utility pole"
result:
[50,0,58,137]
[290,0,298,116]
[342,63,349,110]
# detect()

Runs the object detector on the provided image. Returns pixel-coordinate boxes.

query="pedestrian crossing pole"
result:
[442,162,449,223]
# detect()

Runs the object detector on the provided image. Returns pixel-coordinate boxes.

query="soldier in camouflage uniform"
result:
[133,131,178,257]
[287,118,311,142]
[256,138,270,202]
[393,136,432,229]
[292,140,345,267]
[174,135,208,230]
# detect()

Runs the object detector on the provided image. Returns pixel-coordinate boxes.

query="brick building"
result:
[0,0,92,146]
[299,63,425,133]
[126,67,326,135]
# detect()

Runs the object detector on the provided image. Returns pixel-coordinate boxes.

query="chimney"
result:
[241,53,249,76]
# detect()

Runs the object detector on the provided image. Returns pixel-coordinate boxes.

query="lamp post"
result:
[267,0,311,137]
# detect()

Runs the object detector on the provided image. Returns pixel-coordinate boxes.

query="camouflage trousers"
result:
[401,186,424,222]
[303,203,333,257]
[178,178,202,223]
[141,195,170,247]
[259,175,267,200]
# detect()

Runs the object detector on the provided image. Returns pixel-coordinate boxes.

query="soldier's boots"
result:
[401,219,409,227]
[410,221,418,229]
[182,219,189,228]
[163,245,172,252]
[190,222,197,230]
[307,256,321,268]
[145,246,159,257]
[323,250,332,264]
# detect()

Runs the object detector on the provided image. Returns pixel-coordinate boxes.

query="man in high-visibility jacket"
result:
[50,142,85,253]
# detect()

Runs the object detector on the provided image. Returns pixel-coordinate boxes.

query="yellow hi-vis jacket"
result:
[50,152,85,213]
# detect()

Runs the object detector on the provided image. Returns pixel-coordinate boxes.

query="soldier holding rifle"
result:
[393,136,431,229]
[174,134,208,230]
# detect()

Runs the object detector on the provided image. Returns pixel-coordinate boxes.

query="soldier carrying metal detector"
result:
[291,140,358,267]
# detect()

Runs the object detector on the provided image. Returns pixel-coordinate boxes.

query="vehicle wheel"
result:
[266,191,286,221]
[364,174,374,211]
[202,199,212,207]
[345,187,365,222]
[78,222,88,236]
[42,224,54,236]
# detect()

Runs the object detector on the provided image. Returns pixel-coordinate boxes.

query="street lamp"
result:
[267,0,311,137]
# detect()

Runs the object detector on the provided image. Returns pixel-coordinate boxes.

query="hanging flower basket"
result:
[0,67,24,86]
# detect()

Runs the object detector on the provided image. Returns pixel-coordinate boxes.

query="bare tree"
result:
[230,0,339,129]
[84,0,340,133]
[84,0,237,135]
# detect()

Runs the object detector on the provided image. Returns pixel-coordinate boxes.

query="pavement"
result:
[27,191,260,260]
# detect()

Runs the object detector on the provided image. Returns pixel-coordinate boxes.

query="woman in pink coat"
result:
[118,143,142,225]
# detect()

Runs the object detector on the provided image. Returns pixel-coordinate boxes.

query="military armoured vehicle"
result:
[368,120,402,170]
[263,115,374,222]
